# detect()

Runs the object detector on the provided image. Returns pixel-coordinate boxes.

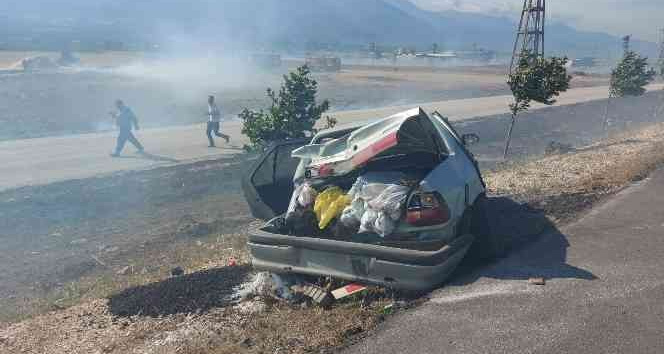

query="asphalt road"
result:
[1,84,662,191]
[344,169,664,354]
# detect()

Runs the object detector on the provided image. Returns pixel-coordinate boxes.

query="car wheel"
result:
[468,194,505,261]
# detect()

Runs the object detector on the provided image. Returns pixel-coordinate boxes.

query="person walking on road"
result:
[206,95,230,147]
[110,99,144,157]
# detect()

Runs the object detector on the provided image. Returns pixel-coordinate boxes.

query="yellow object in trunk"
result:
[314,187,351,229]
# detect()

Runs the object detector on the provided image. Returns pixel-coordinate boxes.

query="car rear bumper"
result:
[248,229,474,291]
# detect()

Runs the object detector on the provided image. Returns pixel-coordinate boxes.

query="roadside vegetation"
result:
[603,49,657,130]
[609,51,656,98]
[239,65,336,151]
[488,122,664,221]
[504,52,571,157]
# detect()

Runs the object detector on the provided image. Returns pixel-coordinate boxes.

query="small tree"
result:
[603,51,656,129]
[609,51,656,97]
[239,65,332,151]
[504,53,571,158]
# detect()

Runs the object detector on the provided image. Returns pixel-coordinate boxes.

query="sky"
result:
[410,0,662,42]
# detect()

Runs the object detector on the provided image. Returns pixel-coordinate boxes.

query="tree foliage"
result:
[508,53,571,116]
[609,51,656,97]
[504,52,571,157]
[240,65,332,150]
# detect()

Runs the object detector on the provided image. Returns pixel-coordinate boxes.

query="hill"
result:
[0,0,656,57]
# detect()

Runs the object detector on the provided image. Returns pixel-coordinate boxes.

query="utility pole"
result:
[658,29,664,75]
[622,35,631,54]
[654,29,664,119]
[509,0,546,73]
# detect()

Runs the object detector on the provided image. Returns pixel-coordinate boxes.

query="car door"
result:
[242,139,309,220]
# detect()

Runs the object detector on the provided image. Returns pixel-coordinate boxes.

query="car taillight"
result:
[406,192,451,226]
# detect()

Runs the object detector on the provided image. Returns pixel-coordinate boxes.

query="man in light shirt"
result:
[206,95,230,147]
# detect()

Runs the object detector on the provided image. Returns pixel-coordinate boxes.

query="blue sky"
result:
[410,0,662,42]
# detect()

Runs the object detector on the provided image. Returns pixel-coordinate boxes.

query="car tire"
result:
[467,194,506,261]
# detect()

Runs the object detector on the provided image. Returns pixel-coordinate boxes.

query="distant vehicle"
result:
[305,56,342,72]
[572,57,598,68]
[249,53,282,69]
[21,56,58,71]
[415,51,457,59]
[243,108,500,291]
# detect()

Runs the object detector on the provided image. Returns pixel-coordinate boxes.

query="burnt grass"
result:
[456,90,664,169]
[108,265,252,317]
[0,154,255,321]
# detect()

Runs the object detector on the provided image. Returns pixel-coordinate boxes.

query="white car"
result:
[242,108,502,291]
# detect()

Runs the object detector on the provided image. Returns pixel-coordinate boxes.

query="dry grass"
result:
[3,231,252,323]
[0,50,144,69]
[487,123,664,198]
[0,295,385,354]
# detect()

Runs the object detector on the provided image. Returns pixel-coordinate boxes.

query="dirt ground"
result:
[0,155,255,322]
[0,50,608,141]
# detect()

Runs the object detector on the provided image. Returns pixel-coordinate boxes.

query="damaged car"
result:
[242,107,501,291]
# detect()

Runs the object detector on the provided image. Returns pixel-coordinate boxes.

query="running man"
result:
[110,99,144,157]
[206,95,230,147]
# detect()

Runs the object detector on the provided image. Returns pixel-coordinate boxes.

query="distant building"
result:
[305,56,341,72]
[249,53,282,69]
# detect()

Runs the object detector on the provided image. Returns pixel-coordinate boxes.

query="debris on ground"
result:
[332,284,368,300]
[116,266,131,276]
[233,272,295,301]
[90,255,106,267]
[381,303,395,315]
[70,238,88,245]
[292,284,334,307]
[171,266,185,277]
[528,277,546,285]
[232,271,381,310]
[175,215,211,238]
[239,337,255,348]
[545,141,575,155]
[234,300,267,315]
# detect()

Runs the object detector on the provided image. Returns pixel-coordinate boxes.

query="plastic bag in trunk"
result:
[341,173,411,237]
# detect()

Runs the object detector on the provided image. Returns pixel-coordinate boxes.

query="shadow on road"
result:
[108,265,251,317]
[209,145,246,152]
[138,152,180,163]
[112,152,180,163]
[455,196,597,285]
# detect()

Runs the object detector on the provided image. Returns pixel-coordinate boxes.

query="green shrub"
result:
[609,51,656,97]
[240,65,331,151]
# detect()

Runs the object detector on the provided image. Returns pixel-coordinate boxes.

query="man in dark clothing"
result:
[110,99,144,157]
[206,95,230,147]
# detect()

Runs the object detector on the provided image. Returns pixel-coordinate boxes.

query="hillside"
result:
[1,0,656,56]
